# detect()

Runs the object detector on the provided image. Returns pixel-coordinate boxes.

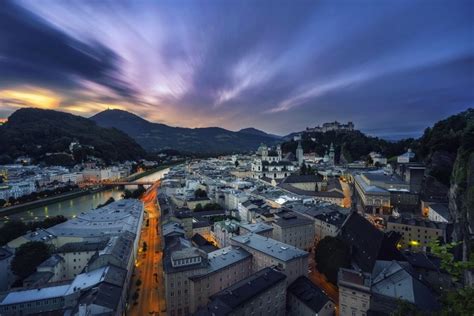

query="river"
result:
[0,168,169,224]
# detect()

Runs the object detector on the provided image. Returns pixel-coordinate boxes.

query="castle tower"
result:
[296,141,304,166]
[329,142,335,165]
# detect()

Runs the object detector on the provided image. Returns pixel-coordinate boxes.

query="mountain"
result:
[238,128,281,139]
[91,109,279,153]
[0,108,146,164]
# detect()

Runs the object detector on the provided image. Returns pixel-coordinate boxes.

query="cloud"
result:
[0,1,137,100]
[2,0,473,137]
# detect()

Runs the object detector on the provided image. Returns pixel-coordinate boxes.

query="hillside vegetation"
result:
[0,108,146,164]
[91,109,279,153]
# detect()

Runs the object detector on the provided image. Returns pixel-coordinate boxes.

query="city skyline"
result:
[0,0,473,138]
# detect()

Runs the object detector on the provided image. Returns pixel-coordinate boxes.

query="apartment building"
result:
[164,247,209,316]
[386,217,446,250]
[56,240,108,280]
[189,247,252,312]
[195,267,287,316]
[213,219,239,248]
[313,210,347,241]
[338,268,372,316]
[272,211,315,251]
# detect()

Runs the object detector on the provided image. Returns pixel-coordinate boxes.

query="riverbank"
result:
[0,163,177,218]
[0,189,94,216]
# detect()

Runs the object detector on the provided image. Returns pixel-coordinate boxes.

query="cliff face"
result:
[448,121,474,259]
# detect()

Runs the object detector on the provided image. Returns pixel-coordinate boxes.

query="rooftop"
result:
[339,212,403,272]
[288,276,333,312]
[56,239,109,253]
[47,199,143,239]
[387,216,446,229]
[205,267,286,315]
[278,183,344,198]
[231,233,308,262]
[0,265,126,306]
[354,174,389,195]
[38,254,64,268]
[363,173,406,185]
[371,260,440,312]
[239,222,273,234]
[190,246,251,281]
[274,211,313,228]
[281,174,323,184]
[428,203,450,220]
[314,211,347,227]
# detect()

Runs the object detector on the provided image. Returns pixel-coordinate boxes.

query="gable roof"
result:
[281,174,323,184]
[231,233,308,262]
[339,212,402,272]
[205,267,286,315]
[371,260,440,312]
[288,276,333,312]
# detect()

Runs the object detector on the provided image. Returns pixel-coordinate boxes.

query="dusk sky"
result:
[0,0,472,138]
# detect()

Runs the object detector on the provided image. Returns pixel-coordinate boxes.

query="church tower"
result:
[276,144,282,160]
[296,141,304,166]
[329,142,335,165]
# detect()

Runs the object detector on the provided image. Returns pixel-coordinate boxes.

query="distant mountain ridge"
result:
[91,109,279,153]
[0,108,146,164]
[238,127,281,139]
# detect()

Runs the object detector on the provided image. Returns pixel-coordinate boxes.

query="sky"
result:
[0,0,472,138]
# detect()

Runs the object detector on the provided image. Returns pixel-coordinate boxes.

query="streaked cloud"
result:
[0,0,472,138]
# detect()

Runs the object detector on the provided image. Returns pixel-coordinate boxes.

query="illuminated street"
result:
[340,179,352,208]
[308,248,339,305]
[129,180,166,316]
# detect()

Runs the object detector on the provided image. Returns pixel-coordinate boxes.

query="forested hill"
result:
[0,108,146,165]
[91,109,279,153]
[417,109,473,256]
[281,129,414,164]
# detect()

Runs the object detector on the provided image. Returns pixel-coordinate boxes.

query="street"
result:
[129,180,166,316]
[308,248,339,305]
[339,179,352,208]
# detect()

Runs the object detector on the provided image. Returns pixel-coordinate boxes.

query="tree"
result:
[428,240,474,282]
[314,236,351,284]
[300,163,307,175]
[122,186,146,199]
[391,300,425,316]
[234,160,239,167]
[28,215,68,230]
[203,203,221,211]
[427,240,474,315]
[11,241,52,279]
[96,197,115,209]
[194,188,208,199]
[0,221,28,246]
[194,203,203,212]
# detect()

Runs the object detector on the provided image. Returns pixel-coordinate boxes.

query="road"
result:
[129,180,166,316]
[339,179,352,208]
[308,248,339,305]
